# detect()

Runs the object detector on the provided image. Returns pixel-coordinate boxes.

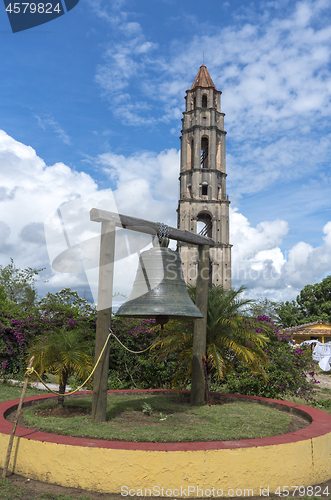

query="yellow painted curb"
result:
[1,391,331,496]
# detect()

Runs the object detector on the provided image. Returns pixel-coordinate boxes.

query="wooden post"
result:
[91,221,115,422]
[89,209,213,408]
[2,356,34,479]
[190,245,209,405]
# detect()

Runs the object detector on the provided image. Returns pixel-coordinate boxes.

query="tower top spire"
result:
[190,65,216,90]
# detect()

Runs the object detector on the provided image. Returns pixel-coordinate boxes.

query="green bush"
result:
[109,317,177,389]
[225,316,318,401]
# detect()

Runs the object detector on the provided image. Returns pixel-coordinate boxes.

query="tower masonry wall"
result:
[177,66,231,288]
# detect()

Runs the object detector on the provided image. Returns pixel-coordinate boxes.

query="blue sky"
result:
[1,0,331,307]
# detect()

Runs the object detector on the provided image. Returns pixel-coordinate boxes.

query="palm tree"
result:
[203,285,269,383]
[151,285,269,389]
[28,328,93,406]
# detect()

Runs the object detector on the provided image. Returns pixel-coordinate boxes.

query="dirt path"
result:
[315,372,331,388]
[2,468,331,500]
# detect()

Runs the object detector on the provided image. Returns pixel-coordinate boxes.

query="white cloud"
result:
[230,208,289,258]
[230,208,331,300]
[93,148,331,303]
[93,0,331,201]
[95,0,331,129]
[35,115,71,145]
[0,129,98,291]
[1,127,331,304]
[97,148,179,219]
[0,131,181,304]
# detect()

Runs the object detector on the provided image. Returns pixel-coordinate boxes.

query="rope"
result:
[109,328,155,354]
[27,327,156,396]
[26,332,112,396]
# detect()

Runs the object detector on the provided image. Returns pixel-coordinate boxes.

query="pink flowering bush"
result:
[0,314,48,376]
[108,316,176,389]
[226,315,318,401]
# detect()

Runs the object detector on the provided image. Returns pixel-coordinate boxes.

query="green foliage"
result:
[248,297,281,324]
[277,275,331,327]
[26,288,97,405]
[204,286,269,379]
[109,316,175,389]
[0,284,21,319]
[276,300,303,328]
[28,328,94,406]
[226,316,318,401]
[0,286,96,380]
[0,313,48,377]
[311,398,331,409]
[142,402,153,415]
[297,275,331,322]
[0,285,12,309]
[38,288,96,318]
[152,285,270,388]
[23,393,293,442]
[36,288,97,358]
[0,258,43,308]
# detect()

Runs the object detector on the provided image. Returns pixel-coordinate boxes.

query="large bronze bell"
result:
[116,240,203,325]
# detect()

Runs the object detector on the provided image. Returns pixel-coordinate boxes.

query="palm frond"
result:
[151,285,271,388]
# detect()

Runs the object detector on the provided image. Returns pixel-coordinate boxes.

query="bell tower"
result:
[177,65,231,289]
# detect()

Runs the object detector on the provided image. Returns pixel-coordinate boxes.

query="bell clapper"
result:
[155,315,169,327]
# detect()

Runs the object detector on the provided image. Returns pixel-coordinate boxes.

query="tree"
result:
[276,300,304,328]
[297,276,331,322]
[0,259,43,308]
[28,328,93,406]
[248,298,281,324]
[37,288,97,348]
[277,275,331,327]
[151,285,270,389]
[38,288,96,318]
[0,285,15,314]
[27,288,97,406]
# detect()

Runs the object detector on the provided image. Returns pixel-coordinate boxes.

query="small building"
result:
[284,322,331,344]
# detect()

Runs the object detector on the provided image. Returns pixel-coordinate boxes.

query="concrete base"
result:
[1,390,331,496]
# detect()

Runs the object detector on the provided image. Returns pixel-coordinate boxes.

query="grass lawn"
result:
[312,387,331,414]
[21,392,296,442]
[285,387,331,415]
[0,380,48,402]
[0,382,330,499]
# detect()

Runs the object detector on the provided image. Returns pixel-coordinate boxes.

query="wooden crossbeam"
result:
[90,208,215,247]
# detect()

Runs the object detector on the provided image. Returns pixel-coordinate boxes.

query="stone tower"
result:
[177,65,231,289]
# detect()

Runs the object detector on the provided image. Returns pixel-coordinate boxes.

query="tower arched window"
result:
[197,212,212,237]
[201,137,209,168]
[202,94,207,108]
[216,138,221,169]
[187,138,194,169]
[190,138,194,169]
